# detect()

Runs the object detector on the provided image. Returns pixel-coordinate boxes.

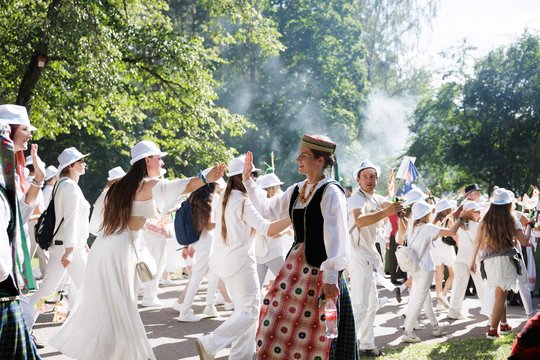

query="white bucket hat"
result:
[403,188,428,206]
[107,166,126,181]
[463,200,482,212]
[44,165,58,181]
[411,200,434,221]
[202,166,225,186]
[257,173,284,189]
[130,140,167,165]
[57,147,90,177]
[24,155,46,172]
[353,160,381,180]
[0,104,37,131]
[226,156,260,177]
[490,188,513,205]
[435,199,457,213]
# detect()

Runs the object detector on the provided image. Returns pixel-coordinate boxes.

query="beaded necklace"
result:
[298,177,323,204]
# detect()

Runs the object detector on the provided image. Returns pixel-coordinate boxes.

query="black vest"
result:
[0,187,19,297]
[288,180,343,268]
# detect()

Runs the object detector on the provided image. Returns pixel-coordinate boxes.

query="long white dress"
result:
[50,178,189,360]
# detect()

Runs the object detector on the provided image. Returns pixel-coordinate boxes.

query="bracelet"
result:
[196,171,207,184]
[30,180,44,188]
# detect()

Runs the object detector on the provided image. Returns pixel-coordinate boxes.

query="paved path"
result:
[34,277,539,359]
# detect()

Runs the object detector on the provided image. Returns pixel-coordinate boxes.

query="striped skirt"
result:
[0,300,41,359]
[256,243,358,360]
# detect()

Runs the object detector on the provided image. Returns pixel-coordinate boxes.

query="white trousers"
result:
[201,262,260,359]
[350,256,378,350]
[28,218,49,277]
[517,256,534,316]
[449,261,484,312]
[21,245,87,329]
[142,231,167,301]
[179,240,217,312]
[405,270,438,333]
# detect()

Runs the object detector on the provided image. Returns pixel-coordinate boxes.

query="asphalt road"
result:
[33,276,539,359]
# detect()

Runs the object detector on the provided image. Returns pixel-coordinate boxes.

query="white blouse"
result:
[244,176,349,285]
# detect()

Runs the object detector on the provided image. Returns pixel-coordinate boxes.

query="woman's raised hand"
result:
[242,151,254,182]
[206,163,226,183]
[30,144,45,182]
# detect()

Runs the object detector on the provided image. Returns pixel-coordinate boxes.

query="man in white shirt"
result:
[348,160,402,357]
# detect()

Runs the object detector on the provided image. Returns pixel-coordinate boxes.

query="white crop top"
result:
[131,199,156,219]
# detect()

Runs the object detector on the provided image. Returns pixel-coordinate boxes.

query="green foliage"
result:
[408,33,540,195]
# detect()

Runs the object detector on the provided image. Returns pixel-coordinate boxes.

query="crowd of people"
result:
[1,102,539,359]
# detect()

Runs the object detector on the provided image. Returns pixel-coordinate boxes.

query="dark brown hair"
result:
[221,175,246,243]
[434,208,451,224]
[102,160,147,236]
[188,183,217,234]
[481,203,516,251]
[311,148,335,170]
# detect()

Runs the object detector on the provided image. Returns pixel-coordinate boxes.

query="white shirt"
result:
[347,190,386,264]
[89,189,107,236]
[42,184,54,208]
[0,190,12,282]
[210,190,271,278]
[455,221,479,265]
[408,223,440,272]
[53,178,91,248]
[244,176,349,285]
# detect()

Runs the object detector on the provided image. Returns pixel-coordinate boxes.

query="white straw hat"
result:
[44,166,58,181]
[490,188,513,205]
[56,147,90,177]
[435,199,457,213]
[226,156,260,177]
[130,140,167,165]
[107,166,126,181]
[403,188,428,206]
[411,200,434,221]
[0,104,37,131]
[353,160,381,180]
[256,173,284,189]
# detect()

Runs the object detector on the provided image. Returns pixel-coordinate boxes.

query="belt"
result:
[54,240,64,245]
[0,295,19,302]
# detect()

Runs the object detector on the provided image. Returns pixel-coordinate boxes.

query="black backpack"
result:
[174,200,201,246]
[35,179,67,250]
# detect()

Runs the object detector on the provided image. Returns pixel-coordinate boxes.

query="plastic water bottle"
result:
[324,300,338,339]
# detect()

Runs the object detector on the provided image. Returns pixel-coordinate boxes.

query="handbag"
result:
[441,236,457,246]
[129,231,156,283]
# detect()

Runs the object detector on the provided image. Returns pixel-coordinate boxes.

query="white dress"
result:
[50,178,189,360]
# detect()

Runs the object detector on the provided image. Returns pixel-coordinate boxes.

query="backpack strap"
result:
[51,178,68,237]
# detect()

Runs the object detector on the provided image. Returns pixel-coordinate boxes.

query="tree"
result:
[408,33,540,195]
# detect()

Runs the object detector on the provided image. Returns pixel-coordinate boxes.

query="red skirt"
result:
[256,242,330,360]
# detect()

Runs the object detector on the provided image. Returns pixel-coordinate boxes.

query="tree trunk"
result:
[16,55,46,107]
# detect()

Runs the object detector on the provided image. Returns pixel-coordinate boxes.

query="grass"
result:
[379,334,516,360]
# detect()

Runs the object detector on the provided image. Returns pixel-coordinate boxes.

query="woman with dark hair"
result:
[470,188,533,339]
[195,156,290,360]
[50,140,225,360]
[240,134,358,360]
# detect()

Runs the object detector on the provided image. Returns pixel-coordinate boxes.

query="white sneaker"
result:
[435,303,445,312]
[178,309,201,322]
[214,292,225,305]
[447,308,465,320]
[140,298,163,307]
[159,279,177,287]
[202,305,219,318]
[195,337,214,360]
[401,332,421,343]
[432,323,448,337]
[437,294,450,309]
[171,301,183,312]
[223,302,234,311]
[378,296,388,307]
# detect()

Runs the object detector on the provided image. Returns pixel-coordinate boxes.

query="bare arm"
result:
[267,217,292,237]
[470,224,483,273]
[354,201,402,228]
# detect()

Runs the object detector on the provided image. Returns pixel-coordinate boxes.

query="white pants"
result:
[28,219,49,277]
[450,261,484,312]
[350,256,378,350]
[142,231,167,301]
[405,270,438,333]
[517,256,534,316]
[201,263,260,359]
[21,244,87,329]
[179,240,217,312]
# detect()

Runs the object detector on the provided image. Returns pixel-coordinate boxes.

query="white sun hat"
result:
[0,104,37,131]
[403,188,428,206]
[256,173,284,189]
[130,140,168,165]
[44,165,58,181]
[353,160,381,180]
[202,166,225,187]
[24,155,46,172]
[435,199,457,213]
[490,188,513,205]
[411,200,435,221]
[56,147,90,177]
[463,200,482,212]
[107,166,126,181]
[226,156,260,177]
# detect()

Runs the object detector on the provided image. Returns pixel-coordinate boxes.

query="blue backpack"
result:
[174,201,201,246]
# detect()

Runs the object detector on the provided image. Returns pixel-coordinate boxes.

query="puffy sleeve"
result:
[347,192,365,212]
[320,184,350,284]
[0,192,11,282]
[243,178,295,219]
[239,197,271,236]
[152,178,190,216]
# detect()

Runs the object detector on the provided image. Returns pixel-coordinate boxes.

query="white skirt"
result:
[484,255,519,293]
[50,230,156,360]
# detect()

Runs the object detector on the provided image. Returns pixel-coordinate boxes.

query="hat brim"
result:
[130,151,168,165]
[227,167,260,178]
[403,194,428,207]
[353,165,381,180]
[412,205,434,220]
[56,153,90,177]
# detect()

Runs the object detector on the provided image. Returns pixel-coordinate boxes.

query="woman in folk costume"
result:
[470,188,534,339]
[0,121,41,359]
[195,156,290,360]
[50,140,225,360]
[243,135,359,360]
